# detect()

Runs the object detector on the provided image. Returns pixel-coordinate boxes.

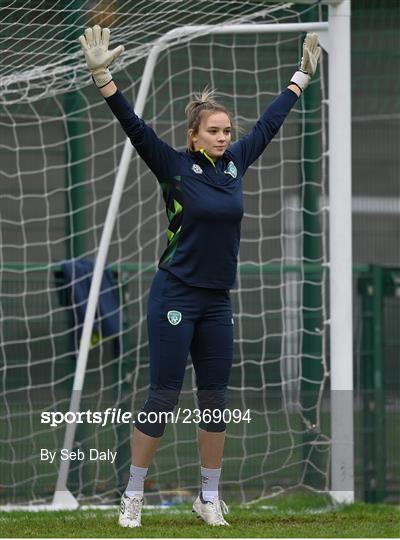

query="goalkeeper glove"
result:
[290,32,321,92]
[79,25,124,88]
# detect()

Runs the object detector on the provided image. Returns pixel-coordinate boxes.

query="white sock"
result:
[200,466,221,502]
[125,464,148,497]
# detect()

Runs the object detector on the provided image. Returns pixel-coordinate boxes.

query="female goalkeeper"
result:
[79,25,320,528]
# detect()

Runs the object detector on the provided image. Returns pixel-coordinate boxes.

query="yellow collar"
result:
[199,148,217,167]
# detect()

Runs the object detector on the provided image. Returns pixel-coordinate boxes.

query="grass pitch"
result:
[1,493,399,538]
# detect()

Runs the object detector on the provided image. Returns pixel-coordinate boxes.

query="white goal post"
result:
[52,1,353,508]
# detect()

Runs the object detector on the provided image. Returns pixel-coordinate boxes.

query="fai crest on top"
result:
[167,310,182,325]
[224,161,237,179]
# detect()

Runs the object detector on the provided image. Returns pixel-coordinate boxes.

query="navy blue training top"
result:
[105,88,298,289]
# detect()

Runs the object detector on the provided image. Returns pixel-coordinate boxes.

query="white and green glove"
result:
[290,32,321,92]
[79,25,124,88]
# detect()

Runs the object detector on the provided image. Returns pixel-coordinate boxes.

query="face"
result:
[190,112,232,158]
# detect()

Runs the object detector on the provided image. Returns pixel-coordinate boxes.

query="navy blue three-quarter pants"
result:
[135,268,234,437]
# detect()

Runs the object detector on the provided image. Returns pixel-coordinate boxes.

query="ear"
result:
[188,128,198,143]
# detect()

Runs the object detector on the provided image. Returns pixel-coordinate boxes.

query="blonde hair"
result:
[185,87,233,151]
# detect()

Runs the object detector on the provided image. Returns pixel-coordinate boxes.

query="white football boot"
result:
[118,493,143,528]
[192,493,230,526]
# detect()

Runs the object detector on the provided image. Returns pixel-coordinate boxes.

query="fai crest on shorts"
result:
[224,161,237,179]
[167,310,182,325]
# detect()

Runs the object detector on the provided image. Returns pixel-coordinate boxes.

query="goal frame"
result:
[50,1,353,509]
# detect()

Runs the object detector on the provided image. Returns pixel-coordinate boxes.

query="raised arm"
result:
[230,33,321,174]
[79,25,182,180]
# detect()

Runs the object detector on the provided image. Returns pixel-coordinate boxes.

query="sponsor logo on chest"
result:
[192,164,203,174]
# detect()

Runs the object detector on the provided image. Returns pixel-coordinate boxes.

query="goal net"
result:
[0,0,330,506]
